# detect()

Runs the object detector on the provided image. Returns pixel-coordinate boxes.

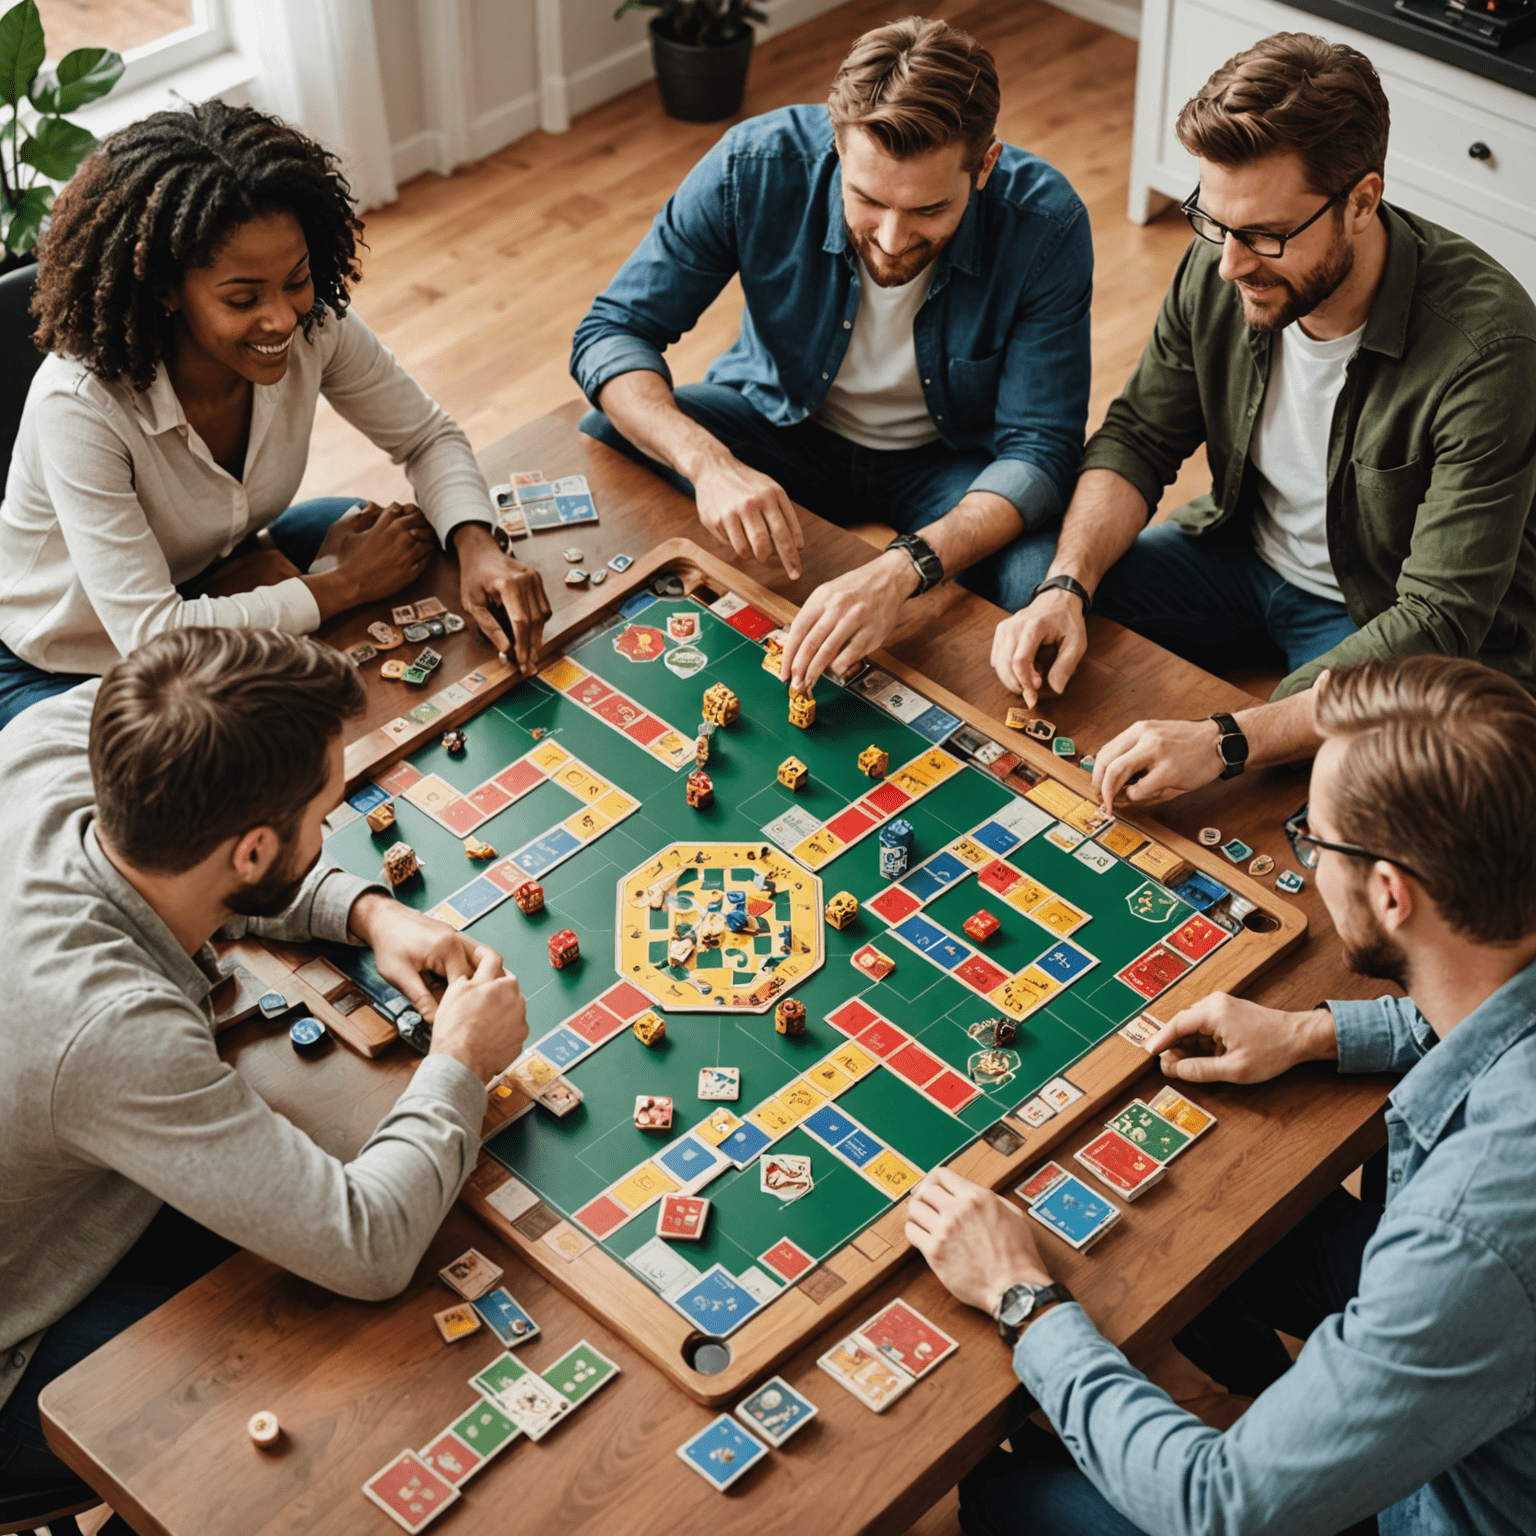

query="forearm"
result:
[1048,470,1149,594]
[919,490,1024,577]
[1227,686,1322,769]
[596,369,735,483]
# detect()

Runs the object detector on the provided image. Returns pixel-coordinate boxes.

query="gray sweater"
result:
[0,683,486,1410]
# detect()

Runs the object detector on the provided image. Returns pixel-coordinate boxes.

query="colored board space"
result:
[323,587,1255,1356]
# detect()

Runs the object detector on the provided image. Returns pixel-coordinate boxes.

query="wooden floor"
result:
[296,0,1209,523]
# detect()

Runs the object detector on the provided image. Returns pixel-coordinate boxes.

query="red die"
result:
[513,879,545,915]
[548,928,580,969]
[962,909,1001,944]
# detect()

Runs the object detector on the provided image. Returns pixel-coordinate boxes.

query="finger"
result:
[802,616,859,692]
[1099,738,1155,809]
[739,504,776,566]
[717,510,753,563]
[467,597,510,657]
[780,605,817,685]
[904,1218,938,1259]
[1045,625,1086,697]
[1144,1009,1215,1055]
[1161,1051,1237,1083]
[763,490,802,581]
[787,606,841,693]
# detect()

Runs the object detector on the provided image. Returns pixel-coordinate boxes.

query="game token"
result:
[416,598,445,618]
[654,574,686,597]
[774,998,806,1036]
[347,642,379,668]
[391,604,417,624]
[463,837,496,860]
[1198,827,1222,846]
[1023,717,1056,741]
[760,1153,812,1202]
[380,659,409,680]
[1080,754,1096,771]
[591,569,608,585]
[564,568,589,586]
[402,665,430,685]
[1004,707,1031,730]
[440,1248,504,1301]
[257,990,290,1019]
[656,1191,710,1240]
[777,755,809,791]
[1053,736,1075,757]
[403,622,432,643]
[1276,869,1305,893]
[538,1078,584,1117]
[289,1016,326,1054]
[634,1094,674,1130]
[513,879,544,914]
[383,842,419,886]
[247,1410,281,1447]
[685,767,713,808]
[562,547,585,563]
[440,728,466,754]
[632,1011,666,1047]
[547,928,580,968]
[825,890,858,929]
[472,1288,540,1346]
[414,647,442,671]
[788,689,816,728]
[858,744,889,778]
[735,1377,818,1446]
[1220,837,1254,864]
[851,943,895,980]
[443,612,466,632]
[609,553,633,572]
[676,1414,769,1491]
[422,619,447,638]
[963,909,1001,943]
[366,800,397,833]
[434,1303,482,1343]
[697,1065,740,1100]
[1249,853,1276,876]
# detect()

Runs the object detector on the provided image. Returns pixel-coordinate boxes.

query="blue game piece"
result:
[725,911,750,933]
[257,991,290,1019]
[726,889,746,909]
[880,817,914,852]
[289,1015,327,1054]
[879,842,909,880]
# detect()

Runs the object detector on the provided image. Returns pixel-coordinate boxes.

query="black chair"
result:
[0,261,44,495]
[0,1471,99,1535]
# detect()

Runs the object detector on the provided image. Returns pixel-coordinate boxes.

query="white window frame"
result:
[104,0,232,94]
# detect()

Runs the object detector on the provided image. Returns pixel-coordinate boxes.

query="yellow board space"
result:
[615,841,824,1012]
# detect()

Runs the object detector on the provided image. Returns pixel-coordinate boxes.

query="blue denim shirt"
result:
[569,105,1093,530]
[1015,965,1536,1535]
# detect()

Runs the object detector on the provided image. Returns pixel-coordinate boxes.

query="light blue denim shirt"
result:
[569,104,1093,531]
[1015,963,1536,1535]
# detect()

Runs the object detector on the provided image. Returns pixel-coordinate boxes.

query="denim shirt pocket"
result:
[946,349,1005,432]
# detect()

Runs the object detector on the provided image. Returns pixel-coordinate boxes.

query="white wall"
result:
[1042,0,1141,40]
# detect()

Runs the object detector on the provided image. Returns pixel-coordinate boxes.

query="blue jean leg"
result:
[265,495,365,573]
[0,639,91,732]
[1262,572,1359,676]
[959,1428,1150,1536]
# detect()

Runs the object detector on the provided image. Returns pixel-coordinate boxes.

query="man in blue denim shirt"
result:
[571,17,1090,691]
[907,654,1536,1536]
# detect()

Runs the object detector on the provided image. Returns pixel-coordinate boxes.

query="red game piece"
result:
[962,909,1001,944]
[514,879,545,915]
[548,928,580,969]
[686,768,713,809]
[774,998,806,1036]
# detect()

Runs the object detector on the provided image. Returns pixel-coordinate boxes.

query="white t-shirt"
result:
[1249,319,1366,603]
[814,257,941,451]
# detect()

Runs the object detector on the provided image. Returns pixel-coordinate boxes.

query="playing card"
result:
[433,1303,481,1343]
[470,1352,573,1440]
[1016,1096,1056,1128]
[1108,1100,1193,1163]
[626,1235,701,1292]
[760,1153,813,1202]
[471,1288,539,1346]
[817,1336,914,1412]
[1075,1128,1166,1199]
[656,1192,711,1241]
[1040,1076,1084,1112]
[483,1176,540,1224]
[1015,1161,1070,1205]
[439,1247,503,1301]
[450,1399,520,1462]
[416,1427,482,1487]
[852,943,896,980]
[362,1450,458,1532]
[735,1376,818,1445]
[665,1264,763,1337]
[1147,1084,1218,1139]
[542,1339,620,1407]
[856,1299,958,1379]
[735,1265,780,1304]
[676,1414,769,1491]
[697,1065,740,1101]
[1028,1174,1122,1251]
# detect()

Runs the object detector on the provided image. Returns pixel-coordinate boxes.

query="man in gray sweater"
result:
[0,627,527,1499]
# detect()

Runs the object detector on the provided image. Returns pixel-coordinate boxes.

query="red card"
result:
[858,1018,908,1057]
[862,780,912,816]
[956,955,1009,993]
[570,676,613,707]
[1166,913,1227,962]
[493,758,544,797]
[594,693,643,728]
[468,781,513,816]
[984,752,1021,780]
[377,761,423,794]
[726,604,777,639]
[977,859,1023,895]
[1117,944,1190,999]
[924,1069,980,1112]
[439,798,487,835]
[760,1237,814,1282]
[1016,1161,1070,1204]
[362,1450,458,1532]
[857,1299,958,1379]
[573,1194,629,1239]
[656,1193,710,1240]
[1076,1129,1163,1194]
[601,981,654,1021]
[827,997,880,1036]
[568,1001,625,1044]
[483,860,523,892]
[887,1040,944,1087]
[852,944,895,980]
[419,1429,481,1486]
[826,805,875,843]
[624,714,667,745]
[867,886,922,924]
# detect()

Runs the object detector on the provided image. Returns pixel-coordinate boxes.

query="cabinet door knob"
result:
[1468,141,1492,160]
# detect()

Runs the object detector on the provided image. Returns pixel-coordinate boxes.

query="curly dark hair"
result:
[32,99,365,391]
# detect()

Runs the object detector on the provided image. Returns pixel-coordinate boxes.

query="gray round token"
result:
[562,547,585,563]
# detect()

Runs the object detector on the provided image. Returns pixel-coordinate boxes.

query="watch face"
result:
[999,1286,1035,1328]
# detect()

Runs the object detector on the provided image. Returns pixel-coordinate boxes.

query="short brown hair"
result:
[90,628,364,874]
[1315,656,1536,945]
[1176,33,1390,198]
[828,17,1000,176]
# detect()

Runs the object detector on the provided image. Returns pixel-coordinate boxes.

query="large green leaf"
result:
[0,0,45,107]
[3,181,52,255]
[30,46,123,113]
[19,115,95,179]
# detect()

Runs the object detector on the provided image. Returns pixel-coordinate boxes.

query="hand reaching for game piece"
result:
[453,522,552,672]
[905,1166,1054,1317]
[1090,716,1226,815]
[781,551,918,693]
[693,455,804,580]
[428,949,530,1084]
[348,891,504,1017]
[990,587,1089,708]
[1147,994,1339,1084]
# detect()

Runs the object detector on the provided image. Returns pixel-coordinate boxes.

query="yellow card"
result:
[949,835,990,867]
[827,1041,878,1080]
[1024,778,1085,819]
[427,902,469,931]
[1005,877,1053,914]
[990,966,1060,1018]
[594,787,638,822]
[776,1079,826,1120]
[748,1098,797,1136]
[563,806,612,841]
[509,1051,561,1094]
[864,1149,923,1198]
[538,655,586,692]
[1096,820,1148,858]
[695,1107,742,1145]
[529,738,571,772]
[551,761,607,801]
[402,773,459,813]
[609,1161,678,1211]
[805,1058,855,1096]
[541,1221,593,1263]
[1031,896,1090,936]
[1063,800,1113,836]
[790,828,844,869]
[1130,841,1190,883]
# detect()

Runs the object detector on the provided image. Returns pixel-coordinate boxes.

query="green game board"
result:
[322,587,1242,1336]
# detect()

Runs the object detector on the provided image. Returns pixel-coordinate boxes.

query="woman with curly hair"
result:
[0,99,549,727]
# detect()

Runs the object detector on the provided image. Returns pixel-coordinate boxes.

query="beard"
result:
[1236,224,1355,333]
[847,222,950,289]
[1341,903,1411,990]
[225,841,321,918]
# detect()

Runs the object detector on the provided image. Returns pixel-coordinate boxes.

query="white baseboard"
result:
[565,38,655,121]
[472,92,542,160]
[1039,0,1141,39]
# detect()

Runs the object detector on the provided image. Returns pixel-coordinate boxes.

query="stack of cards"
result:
[1074,1128,1166,1200]
[817,1298,958,1412]
[1074,1088,1217,1200]
[1016,1162,1121,1251]
[439,1248,503,1301]
[734,1376,818,1445]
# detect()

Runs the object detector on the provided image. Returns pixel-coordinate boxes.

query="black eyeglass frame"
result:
[1180,184,1350,259]
[1283,802,1422,882]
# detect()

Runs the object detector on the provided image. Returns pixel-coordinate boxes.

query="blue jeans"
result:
[1094,521,1359,680]
[0,497,360,731]
[958,1189,1382,1536]
[0,1207,236,1485]
[580,384,1061,608]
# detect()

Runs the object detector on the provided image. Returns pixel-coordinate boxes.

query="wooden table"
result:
[40,410,1392,1535]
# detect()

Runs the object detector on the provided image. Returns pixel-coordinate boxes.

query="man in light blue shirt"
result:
[907,652,1536,1536]
[571,17,1090,692]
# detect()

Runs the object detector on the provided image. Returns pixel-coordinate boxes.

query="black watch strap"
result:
[887,533,945,595]
[1029,574,1092,615]
[996,1280,1074,1345]
[1210,712,1249,780]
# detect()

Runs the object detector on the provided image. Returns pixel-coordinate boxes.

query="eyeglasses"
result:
[1181,185,1348,259]
[1283,802,1422,881]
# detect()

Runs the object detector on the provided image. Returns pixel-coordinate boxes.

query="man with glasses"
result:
[908,654,1536,1535]
[990,32,1536,817]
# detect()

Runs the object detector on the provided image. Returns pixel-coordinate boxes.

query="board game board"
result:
[320,542,1305,1405]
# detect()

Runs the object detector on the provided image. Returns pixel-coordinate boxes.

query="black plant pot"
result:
[649,19,754,124]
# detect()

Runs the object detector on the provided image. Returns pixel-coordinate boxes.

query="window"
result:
[35,0,230,92]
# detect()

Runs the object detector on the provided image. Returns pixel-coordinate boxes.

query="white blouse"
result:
[0,310,492,673]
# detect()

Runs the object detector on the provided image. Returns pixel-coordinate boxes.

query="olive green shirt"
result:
[1080,203,1536,696]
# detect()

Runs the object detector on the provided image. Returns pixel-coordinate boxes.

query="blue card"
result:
[835,1126,884,1167]
[910,704,963,744]
[719,1120,774,1166]
[347,782,391,814]
[735,1375,818,1446]
[655,1133,722,1188]
[971,820,1021,856]
[802,1104,857,1147]
[619,591,658,618]
[1034,940,1095,984]
[923,850,969,886]
[445,876,504,923]
[666,1265,763,1337]
[555,493,599,524]
[472,1288,540,1346]
[1028,1174,1121,1250]
[533,1025,589,1069]
[927,934,972,970]
[1170,871,1229,911]
[676,1413,769,1490]
[898,866,947,902]
[894,914,947,952]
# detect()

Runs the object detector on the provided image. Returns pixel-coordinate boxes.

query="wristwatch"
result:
[1029,573,1093,614]
[1209,712,1249,780]
[995,1280,1074,1345]
[886,533,945,595]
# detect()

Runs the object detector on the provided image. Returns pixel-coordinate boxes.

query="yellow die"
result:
[702,682,739,727]
[857,745,888,778]
[777,755,809,791]
[632,1010,666,1047]
[825,891,859,930]
[788,691,816,729]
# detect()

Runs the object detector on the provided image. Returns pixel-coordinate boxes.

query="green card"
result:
[452,1399,520,1457]
[1107,1102,1192,1164]
[541,1340,620,1406]
[469,1351,528,1403]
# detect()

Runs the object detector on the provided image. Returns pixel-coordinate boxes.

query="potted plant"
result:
[0,0,123,274]
[615,0,767,124]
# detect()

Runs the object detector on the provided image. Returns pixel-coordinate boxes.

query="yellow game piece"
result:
[857,744,888,778]
[462,837,497,860]
[365,800,396,834]
[777,755,809,791]
[1005,707,1031,730]
[825,891,858,930]
[382,841,418,887]
[788,690,816,729]
[702,682,739,726]
[632,1011,666,1047]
